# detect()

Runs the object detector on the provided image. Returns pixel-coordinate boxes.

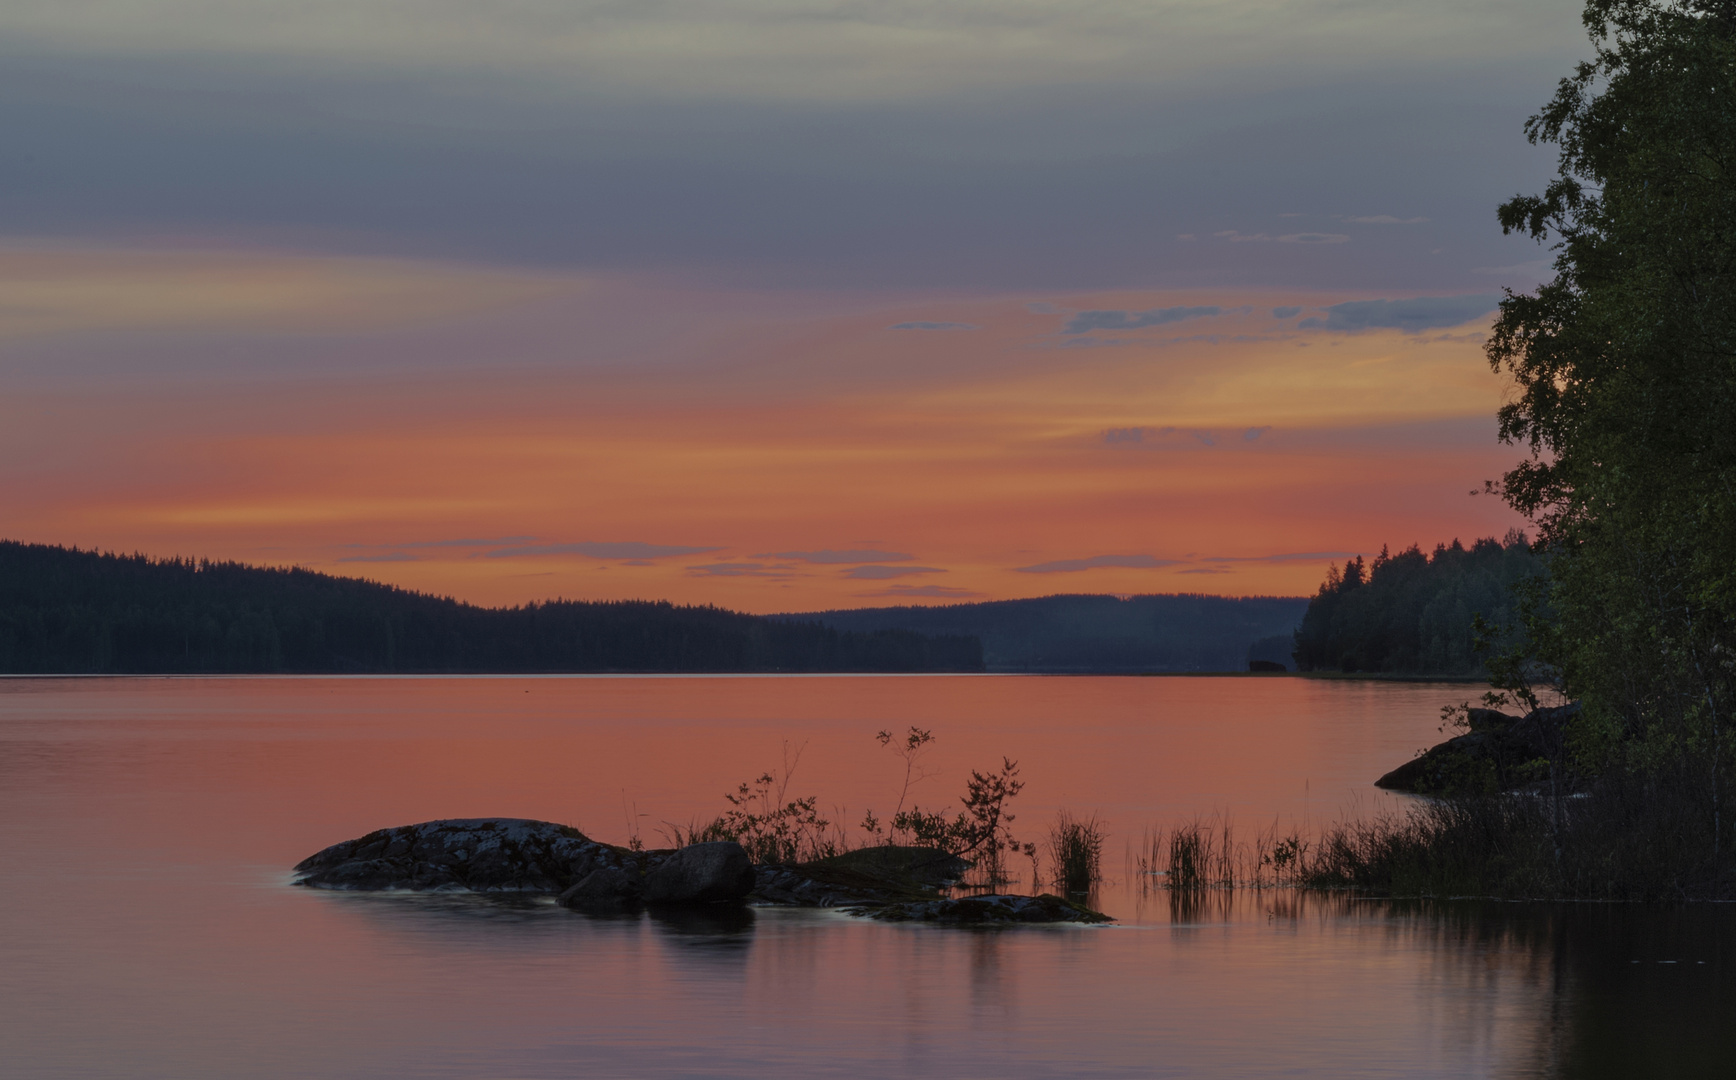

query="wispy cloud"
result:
[1102,426,1222,449]
[486,541,722,559]
[1103,426,1155,444]
[1014,554,1176,574]
[686,562,792,577]
[337,552,418,563]
[841,565,945,580]
[1297,295,1499,333]
[1063,306,1221,334]
[890,321,976,331]
[1243,426,1271,441]
[1345,215,1428,224]
[1052,337,1140,349]
[1214,231,1349,245]
[1271,306,1302,319]
[762,549,913,564]
[345,535,534,551]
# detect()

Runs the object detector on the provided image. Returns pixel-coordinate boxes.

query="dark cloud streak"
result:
[486,541,721,559]
[765,549,913,564]
[1014,554,1176,574]
[1297,295,1500,332]
[1063,306,1221,334]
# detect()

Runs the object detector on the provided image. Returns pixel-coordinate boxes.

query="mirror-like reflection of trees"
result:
[1121,880,1734,1078]
[317,884,1734,1078]
[1261,893,1735,1079]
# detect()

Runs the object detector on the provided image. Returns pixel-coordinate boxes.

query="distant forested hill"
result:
[0,542,982,674]
[1292,534,1542,675]
[780,594,1309,673]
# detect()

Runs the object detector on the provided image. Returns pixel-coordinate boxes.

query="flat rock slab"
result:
[848,893,1112,925]
[293,818,626,892]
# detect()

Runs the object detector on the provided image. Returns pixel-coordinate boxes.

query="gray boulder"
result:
[293,818,615,892]
[642,841,756,905]
[558,867,642,913]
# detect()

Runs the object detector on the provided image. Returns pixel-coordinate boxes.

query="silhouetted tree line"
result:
[788,593,1308,673]
[1292,533,1542,674]
[0,542,984,674]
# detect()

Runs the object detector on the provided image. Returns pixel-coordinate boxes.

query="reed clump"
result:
[1047,811,1105,893]
[1135,817,1311,891]
[1306,764,1733,900]
[1135,759,1736,901]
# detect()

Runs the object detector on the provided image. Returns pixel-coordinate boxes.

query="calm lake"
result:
[2,675,1730,1078]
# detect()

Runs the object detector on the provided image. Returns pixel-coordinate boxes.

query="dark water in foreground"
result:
[1,676,1731,1078]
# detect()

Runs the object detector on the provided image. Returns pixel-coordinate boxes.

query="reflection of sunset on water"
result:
[6,675,1726,1078]
[12,675,1450,867]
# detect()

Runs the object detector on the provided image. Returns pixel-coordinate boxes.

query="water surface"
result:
[2,676,1729,1078]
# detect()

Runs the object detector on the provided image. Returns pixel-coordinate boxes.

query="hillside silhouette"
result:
[781,593,1308,673]
[0,541,982,674]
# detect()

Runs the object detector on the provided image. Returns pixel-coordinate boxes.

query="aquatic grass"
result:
[1132,816,1318,892]
[1130,755,1736,902]
[1047,811,1105,893]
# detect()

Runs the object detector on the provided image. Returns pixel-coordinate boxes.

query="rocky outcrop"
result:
[849,893,1112,924]
[1376,703,1581,795]
[642,842,757,905]
[292,823,1104,924]
[292,818,631,892]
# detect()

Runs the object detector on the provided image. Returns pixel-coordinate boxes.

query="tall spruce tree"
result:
[1489,1,1736,846]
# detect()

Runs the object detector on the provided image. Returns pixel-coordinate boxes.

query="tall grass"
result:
[1047,811,1106,893]
[1133,816,1312,890]
[1304,767,1731,900]
[1132,759,1735,901]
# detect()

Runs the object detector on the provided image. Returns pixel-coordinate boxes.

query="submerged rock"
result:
[642,842,756,905]
[293,818,624,892]
[1376,703,1581,796]
[848,893,1112,925]
[558,866,643,913]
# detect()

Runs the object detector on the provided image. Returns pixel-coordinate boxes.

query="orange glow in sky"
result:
[0,245,1526,611]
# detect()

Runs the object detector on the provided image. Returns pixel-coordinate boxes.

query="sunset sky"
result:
[0,0,1586,611]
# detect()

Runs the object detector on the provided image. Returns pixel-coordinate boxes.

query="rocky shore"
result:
[292,818,1110,925]
[1375,703,1580,796]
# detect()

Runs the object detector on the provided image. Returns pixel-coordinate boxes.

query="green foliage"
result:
[689,744,846,864]
[1485,0,1736,828]
[857,728,1029,876]
[895,758,1027,865]
[1292,535,1542,674]
[0,541,984,674]
[718,779,835,865]
[870,726,937,843]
